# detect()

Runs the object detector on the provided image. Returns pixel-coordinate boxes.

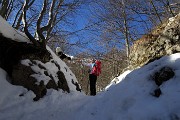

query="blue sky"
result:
[6,0,160,56]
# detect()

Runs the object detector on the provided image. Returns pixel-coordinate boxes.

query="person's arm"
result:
[82,59,92,67]
[83,62,91,67]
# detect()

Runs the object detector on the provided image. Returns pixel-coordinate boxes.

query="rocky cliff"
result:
[129,13,180,69]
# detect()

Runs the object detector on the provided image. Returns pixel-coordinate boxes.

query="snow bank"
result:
[0,16,30,43]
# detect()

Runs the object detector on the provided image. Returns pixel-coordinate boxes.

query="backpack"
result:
[92,60,101,76]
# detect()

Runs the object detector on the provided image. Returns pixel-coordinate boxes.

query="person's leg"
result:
[93,75,97,95]
[89,74,97,96]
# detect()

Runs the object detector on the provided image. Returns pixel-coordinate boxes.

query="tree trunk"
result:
[0,0,10,19]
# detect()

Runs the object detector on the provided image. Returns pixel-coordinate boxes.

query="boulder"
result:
[0,34,81,101]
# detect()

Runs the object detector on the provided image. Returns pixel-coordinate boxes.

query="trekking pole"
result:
[86,79,90,95]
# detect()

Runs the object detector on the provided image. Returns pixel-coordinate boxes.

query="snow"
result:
[46,46,79,91]
[1,11,180,120]
[0,16,30,43]
[1,52,180,120]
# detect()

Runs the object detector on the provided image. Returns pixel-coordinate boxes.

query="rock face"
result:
[152,67,175,86]
[151,66,175,97]
[12,58,70,101]
[129,13,180,69]
[0,34,81,101]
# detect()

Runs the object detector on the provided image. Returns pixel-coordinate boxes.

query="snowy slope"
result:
[1,52,180,120]
[1,11,180,120]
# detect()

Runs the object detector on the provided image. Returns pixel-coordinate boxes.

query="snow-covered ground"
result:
[1,12,180,120]
[1,52,180,120]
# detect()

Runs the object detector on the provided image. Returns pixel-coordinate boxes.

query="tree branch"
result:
[22,0,39,46]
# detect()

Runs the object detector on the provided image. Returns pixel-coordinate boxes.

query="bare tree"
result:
[89,0,180,58]
[159,0,179,17]
[20,0,82,48]
[12,0,33,30]
[89,0,137,60]
[0,0,15,20]
[149,0,163,24]
[121,0,130,58]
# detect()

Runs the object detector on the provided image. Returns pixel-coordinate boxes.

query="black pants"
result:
[89,74,97,96]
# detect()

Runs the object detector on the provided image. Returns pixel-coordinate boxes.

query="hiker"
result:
[83,59,101,96]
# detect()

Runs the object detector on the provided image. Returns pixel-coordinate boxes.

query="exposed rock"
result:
[152,67,174,86]
[57,71,70,93]
[72,79,81,92]
[151,66,174,97]
[46,79,58,90]
[0,34,80,101]
[129,13,180,69]
[0,34,46,76]
[12,57,72,100]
